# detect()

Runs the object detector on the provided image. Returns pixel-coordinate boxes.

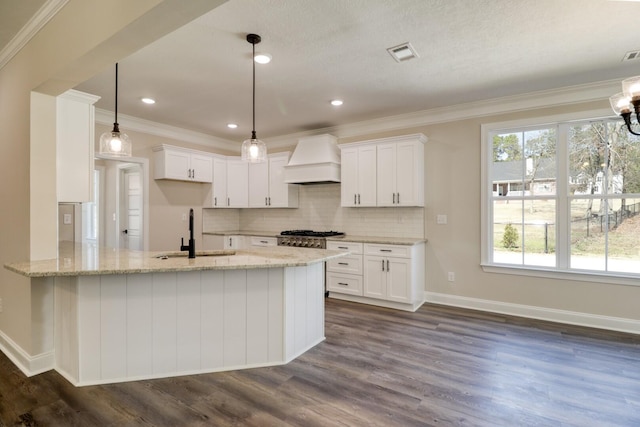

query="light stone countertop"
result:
[326,235,426,245]
[203,231,426,245]
[4,242,348,278]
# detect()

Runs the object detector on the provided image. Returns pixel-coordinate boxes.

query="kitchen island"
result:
[4,243,347,386]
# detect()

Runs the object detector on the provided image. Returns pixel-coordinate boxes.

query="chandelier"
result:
[609,76,640,136]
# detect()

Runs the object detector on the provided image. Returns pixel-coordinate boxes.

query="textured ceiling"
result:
[12,0,640,141]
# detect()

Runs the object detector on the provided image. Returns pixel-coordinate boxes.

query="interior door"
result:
[120,166,143,250]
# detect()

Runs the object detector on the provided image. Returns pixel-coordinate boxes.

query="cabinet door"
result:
[357,145,377,206]
[395,140,423,206]
[211,157,227,207]
[363,256,386,300]
[190,153,213,183]
[202,234,224,250]
[226,160,248,207]
[376,142,396,207]
[224,235,244,249]
[163,149,191,180]
[57,93,96,203]
[268,155,294,207]
[248,161,269,207]
[340,147,359,206]
[386,257,412,303]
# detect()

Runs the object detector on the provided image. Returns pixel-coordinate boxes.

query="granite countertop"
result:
[203,230,280,238]
[203,231,426,245]
[326,235,426,245]
[4,242,348,278]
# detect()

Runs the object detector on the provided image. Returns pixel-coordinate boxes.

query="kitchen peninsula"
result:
[5,243,346,386]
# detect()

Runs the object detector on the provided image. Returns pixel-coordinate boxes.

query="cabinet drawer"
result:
[364,243,410,258]
[326,255,363,275]
[327,273,363,296]
[326,241,363,254]
[250,236,277,247]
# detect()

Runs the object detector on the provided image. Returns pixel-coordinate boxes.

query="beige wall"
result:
[0,0,226,355]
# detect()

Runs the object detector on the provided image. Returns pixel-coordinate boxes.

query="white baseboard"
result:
[425,292,640,335]
[328,293,424,312]
[0,330,54,377]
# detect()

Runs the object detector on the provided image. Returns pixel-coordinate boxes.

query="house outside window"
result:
[482,112,640,282]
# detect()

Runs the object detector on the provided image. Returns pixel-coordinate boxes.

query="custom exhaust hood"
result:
[284,134,341,184]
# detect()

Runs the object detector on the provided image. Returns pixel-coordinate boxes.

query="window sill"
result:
[481,263,640,287]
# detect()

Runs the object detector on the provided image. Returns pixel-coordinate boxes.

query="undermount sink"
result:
[155,250,236,259]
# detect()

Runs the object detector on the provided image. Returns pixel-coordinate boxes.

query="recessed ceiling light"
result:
[141,97,156,104]
[331,99,343,106]
[254,53,272,64]
[227,123,238,129]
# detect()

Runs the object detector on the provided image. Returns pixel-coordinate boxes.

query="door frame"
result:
[96,154,149,251]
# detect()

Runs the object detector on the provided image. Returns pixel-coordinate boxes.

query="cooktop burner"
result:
[280,230,345,237]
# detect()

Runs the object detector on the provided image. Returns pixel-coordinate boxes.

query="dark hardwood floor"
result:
[1,298,640,426]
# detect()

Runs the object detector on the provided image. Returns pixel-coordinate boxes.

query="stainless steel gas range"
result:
[277,230,345,249]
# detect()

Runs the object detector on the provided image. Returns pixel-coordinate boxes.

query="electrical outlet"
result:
[437,214,448,225]
[447,272,455,282]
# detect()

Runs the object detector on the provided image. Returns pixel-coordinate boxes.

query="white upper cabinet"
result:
[376,137,425,207]
[340,144,377,207]
[340,134,426,207]
[249,153,298,208]
[153,145,213,183]
[225,158,248,208]
[210,155,227,207]
[57,90,99,203]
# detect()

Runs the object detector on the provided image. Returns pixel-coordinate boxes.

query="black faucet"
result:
[180,208,196,259]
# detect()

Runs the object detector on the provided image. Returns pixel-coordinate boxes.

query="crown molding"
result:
[265,79,620,149]
[0,0,69,70]
[100,79,620,152]
[95,108,237,151]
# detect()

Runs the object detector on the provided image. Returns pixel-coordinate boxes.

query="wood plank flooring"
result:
[1,298,640,426]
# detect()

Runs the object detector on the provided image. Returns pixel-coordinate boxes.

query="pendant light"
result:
[99,63,132,157]
[241,34,267,163]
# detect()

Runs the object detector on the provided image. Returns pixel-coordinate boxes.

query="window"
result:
[483,112,640,281]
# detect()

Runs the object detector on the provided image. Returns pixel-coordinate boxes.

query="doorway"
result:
[93,155,149,251]
[119,164,144,250]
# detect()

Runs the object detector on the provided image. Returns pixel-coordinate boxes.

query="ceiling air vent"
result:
[622,50,640,62]
[387,42,419,63]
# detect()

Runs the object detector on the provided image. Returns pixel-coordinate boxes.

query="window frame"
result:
[481,108,640,286]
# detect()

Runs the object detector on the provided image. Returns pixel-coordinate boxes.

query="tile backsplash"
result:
[203,183,424,238]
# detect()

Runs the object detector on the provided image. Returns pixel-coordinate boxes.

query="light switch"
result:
[436,214,448,225]
[63,213,72,225]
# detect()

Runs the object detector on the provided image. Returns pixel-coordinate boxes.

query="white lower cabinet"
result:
[326,241,364,297]
[249,236,277,247]
[224,235,246,250]
[328,241,425,311]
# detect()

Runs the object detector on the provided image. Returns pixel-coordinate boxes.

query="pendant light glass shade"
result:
[99,63,132,157]
[241,34,267,163]
[99,123,132,157]
[241,132,267,163]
